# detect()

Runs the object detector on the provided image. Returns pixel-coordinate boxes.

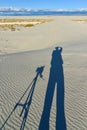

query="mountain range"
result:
[0,7,87,16]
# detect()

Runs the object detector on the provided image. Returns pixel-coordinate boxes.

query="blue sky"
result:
[0,0,87,9]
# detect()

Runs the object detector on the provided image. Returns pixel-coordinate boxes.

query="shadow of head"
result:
[36,66,45,78]
[55,46,63,53]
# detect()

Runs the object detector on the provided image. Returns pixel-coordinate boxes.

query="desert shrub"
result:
[24,24,34,27]
[9,25,15,31]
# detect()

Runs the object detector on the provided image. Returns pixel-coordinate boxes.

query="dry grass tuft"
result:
[24,24,34,27]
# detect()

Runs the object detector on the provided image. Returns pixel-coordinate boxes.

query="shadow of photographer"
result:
[38,47,67,130]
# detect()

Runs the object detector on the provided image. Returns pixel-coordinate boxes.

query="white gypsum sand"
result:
[0,16,87,130]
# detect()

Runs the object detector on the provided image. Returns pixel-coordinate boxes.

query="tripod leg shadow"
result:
[0,66,45,130]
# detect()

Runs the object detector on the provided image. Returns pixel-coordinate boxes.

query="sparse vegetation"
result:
[72,19,87,22]
[0,18,52,31]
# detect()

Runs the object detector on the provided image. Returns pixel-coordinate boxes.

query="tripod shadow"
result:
[0,66,45,130]
[38,47,67,130]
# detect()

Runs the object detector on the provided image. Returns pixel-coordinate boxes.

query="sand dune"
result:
[0,16,87,130]
[0,16,87,55]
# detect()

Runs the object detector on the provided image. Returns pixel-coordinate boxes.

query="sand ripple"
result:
[0,49,87,130]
